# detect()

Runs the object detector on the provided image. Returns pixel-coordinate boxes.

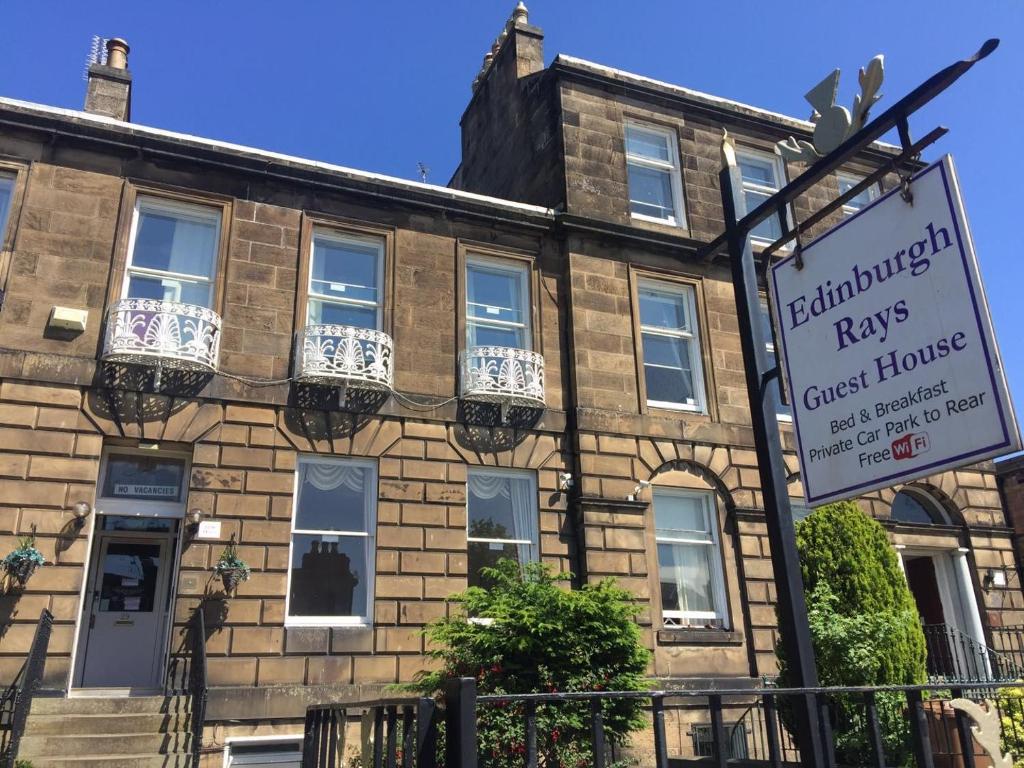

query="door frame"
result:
[74,526,177,691]
[69,445,191,695]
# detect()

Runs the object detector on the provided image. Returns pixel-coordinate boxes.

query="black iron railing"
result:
[305,679,1024,768]
[922,623,1024,682]
[304,695,437,768]
[0,609,53,768]
[187,608,207,768]
[990,624,1024,677]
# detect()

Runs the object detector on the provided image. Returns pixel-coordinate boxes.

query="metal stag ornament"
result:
[949,698,1014,768]
[777,55,885,164]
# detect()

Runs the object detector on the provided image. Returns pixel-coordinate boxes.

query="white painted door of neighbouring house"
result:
[78,528,174,689]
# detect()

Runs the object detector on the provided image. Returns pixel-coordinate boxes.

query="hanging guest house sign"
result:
[770,155,1020,505]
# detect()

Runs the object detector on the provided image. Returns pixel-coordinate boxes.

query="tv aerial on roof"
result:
[83,35,108,80]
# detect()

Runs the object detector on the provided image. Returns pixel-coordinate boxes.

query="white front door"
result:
[78,527,174,689]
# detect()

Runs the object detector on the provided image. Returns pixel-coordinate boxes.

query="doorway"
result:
[76,517,178,690]
[72,448,190,693]
[903,550,988,680]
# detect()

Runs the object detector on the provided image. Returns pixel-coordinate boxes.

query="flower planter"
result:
[219,567,248,594]
[4,557,39,586]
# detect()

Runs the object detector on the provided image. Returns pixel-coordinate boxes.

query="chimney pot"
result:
[512,1,528,25]
[105,38,130,70]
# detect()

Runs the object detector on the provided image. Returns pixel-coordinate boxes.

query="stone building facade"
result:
[0,8,1020,766]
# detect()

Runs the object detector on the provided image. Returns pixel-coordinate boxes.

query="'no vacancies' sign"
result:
[770,155,1020,506]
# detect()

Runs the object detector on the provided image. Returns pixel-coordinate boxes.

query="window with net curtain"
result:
[654,489,728,628]
[287,457,377,625]
[123,197,220,307]
[466,469,538,587]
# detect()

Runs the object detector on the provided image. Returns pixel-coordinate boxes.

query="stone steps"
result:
[15,695,196,767]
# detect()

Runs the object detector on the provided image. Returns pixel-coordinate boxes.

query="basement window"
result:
[225,737,302,767]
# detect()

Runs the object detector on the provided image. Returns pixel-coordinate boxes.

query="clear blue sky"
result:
[1,0,1021,451]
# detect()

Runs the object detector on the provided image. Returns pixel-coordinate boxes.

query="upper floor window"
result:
[759,299,791,421]
[837,173,880,217]
[124,197,220,308]
[638,280,706,412]
[287,456,377,626]
[737,150,786,245]
[307,230,383,329]
[466,257,531,350]
[625,122,685,226]
[654,489,728,629]
[0,173,14,240]
[467,468,538,588]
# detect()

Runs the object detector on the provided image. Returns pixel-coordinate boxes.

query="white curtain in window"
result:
[302,462,365,493]
[467,473,538,562]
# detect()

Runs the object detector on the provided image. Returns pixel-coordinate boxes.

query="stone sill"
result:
[657,629,743,646]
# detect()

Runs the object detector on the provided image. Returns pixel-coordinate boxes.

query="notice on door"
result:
[770,155,1020,506]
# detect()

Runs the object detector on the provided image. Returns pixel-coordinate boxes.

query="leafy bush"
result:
[411,559,651,767]
[777,501,927,765]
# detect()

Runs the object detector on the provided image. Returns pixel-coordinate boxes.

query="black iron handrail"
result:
[187,607,207,768]
[922,622,1024,682]
[1,609,53,768]
[304,695,437,768]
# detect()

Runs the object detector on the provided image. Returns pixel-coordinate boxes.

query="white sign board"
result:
[770,155,1020,506]
[196,520,222,540]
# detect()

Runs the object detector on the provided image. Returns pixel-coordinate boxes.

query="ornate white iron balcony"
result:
[102,299,221,372]
[296,324,394,390]
[460,345,545,407]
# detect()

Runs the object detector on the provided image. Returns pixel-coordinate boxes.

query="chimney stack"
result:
[84,38,132,121]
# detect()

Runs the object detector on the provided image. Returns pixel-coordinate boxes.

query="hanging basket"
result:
[219,567,248,594]
[4,556,39,587]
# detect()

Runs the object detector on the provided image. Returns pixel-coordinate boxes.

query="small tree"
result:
[413,559,651,767]
[777,501,927,765]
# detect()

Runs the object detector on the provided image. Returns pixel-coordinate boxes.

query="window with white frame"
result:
[759,299,790,421]
[737,150,787,245]
[654,489,728,628]
[790,497,812,523]
[466,468,538,588]
[307,230,383,329]
[638,280,706,412]
[0,173,14,241]
[625,122,685,226]
[837,173,880,217]
[225,737,302,767]
[123,197,221,308]
[465,257,531,350]
[287,456,377,625]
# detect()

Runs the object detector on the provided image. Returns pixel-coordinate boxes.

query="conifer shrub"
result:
[777,501,927,765]
[411,559,651,767]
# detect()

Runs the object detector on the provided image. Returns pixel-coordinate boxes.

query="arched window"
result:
[891,487,951,525]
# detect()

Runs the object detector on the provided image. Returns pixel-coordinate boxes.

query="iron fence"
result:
[304,679,1024,768]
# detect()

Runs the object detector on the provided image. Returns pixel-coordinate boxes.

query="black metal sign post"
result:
[706,39,999,768]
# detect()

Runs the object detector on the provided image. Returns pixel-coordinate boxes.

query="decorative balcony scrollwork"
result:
[102,299,221,372]
[460,345,545,407]
[296,324,394,390]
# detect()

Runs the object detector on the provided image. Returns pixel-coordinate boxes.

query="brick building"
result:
[0,8,1020,766]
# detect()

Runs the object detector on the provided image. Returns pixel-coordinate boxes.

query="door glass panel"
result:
[98,542,161,613]
[101,455,186,502]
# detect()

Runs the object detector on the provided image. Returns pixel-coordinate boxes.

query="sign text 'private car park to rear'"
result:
[770,155,1020,506]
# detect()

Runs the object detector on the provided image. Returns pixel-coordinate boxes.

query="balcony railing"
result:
[102,299,221,372]
[295,324,394,390]
[460,345,545,407]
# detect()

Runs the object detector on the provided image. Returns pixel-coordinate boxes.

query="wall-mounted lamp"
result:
[627,480,651,502]
[71,501,92,525]
[984,569,1007,590]
[558,472,574,492]
[187,508,204,529]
